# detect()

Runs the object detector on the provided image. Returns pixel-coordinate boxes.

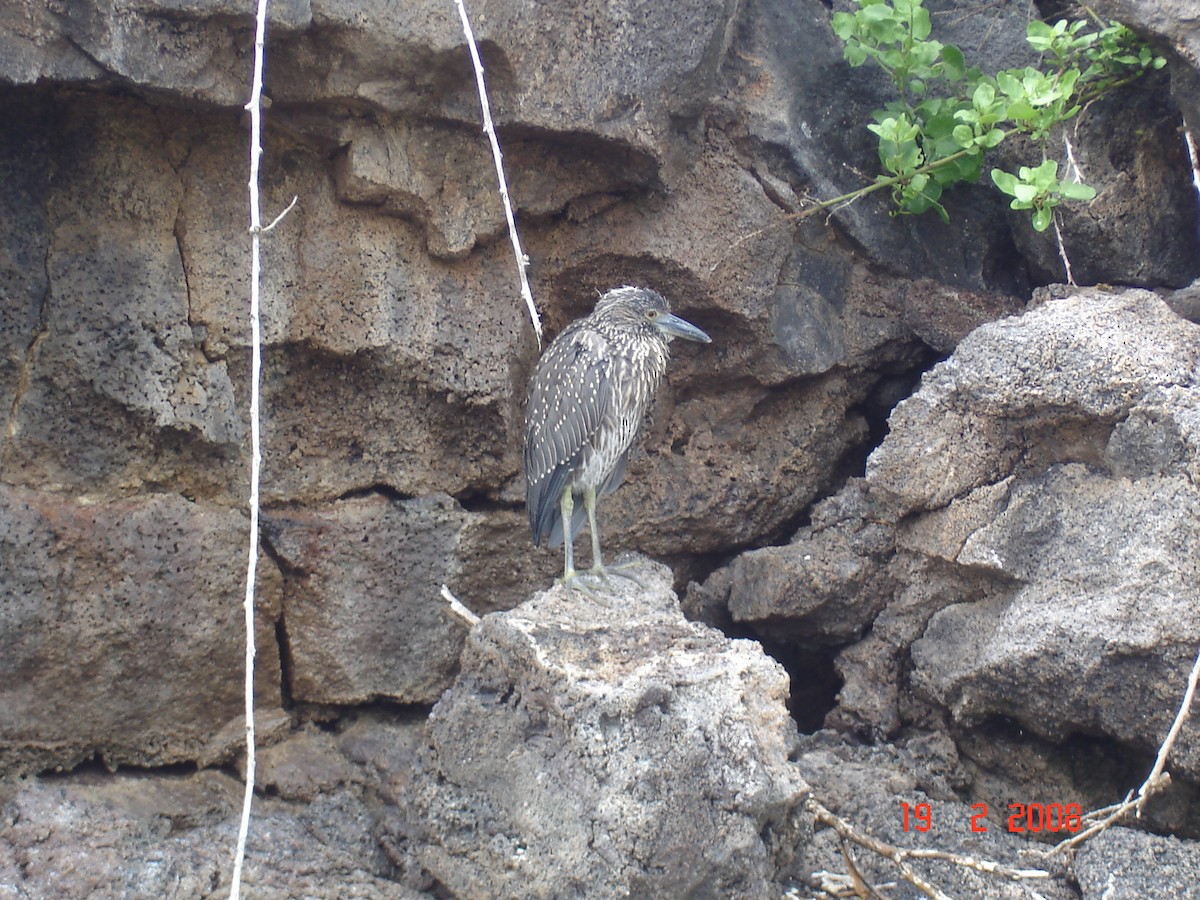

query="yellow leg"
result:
[560,488,576,581]
[585,486,604,573]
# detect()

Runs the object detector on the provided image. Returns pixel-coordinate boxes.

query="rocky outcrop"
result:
[399,559,810,896]
[4,0,1200,894]
[701,287,1200,828]
[0,485,284,775]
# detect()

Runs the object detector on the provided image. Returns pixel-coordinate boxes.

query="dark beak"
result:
[655,312,711,343]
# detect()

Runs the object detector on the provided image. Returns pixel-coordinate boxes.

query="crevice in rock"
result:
[451,488,520,515]
[3,323,49,457]
[951,715,1200,842]
[258,532,298,708]
[727,626,843,734]
[174,212,194,332]
[274,616,297,711]
[333,483,419,504]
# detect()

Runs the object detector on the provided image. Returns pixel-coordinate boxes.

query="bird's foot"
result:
[557,569,610,602]
[587,559,649,591]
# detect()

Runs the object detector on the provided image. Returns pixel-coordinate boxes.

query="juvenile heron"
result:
[524,286,711,587]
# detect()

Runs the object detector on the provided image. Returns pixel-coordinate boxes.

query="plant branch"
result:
[807,796,1050,900]
[230,0,272,895]
[711,147,977,274]
[453,0,542,347]
[1050,634,1200,855]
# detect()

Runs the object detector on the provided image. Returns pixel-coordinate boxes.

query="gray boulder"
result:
[401,558,810,897]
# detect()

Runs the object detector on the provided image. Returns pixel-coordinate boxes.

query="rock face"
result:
[401,559,810,897]
[701,287,1200,827]
[4,0,1200,893]
[0,485,284,775]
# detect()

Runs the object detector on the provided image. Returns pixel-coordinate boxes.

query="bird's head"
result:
[592,286,712,344]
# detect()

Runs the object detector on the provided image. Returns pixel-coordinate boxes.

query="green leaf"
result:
[1057,180,1097,201]
[1013,183,1040,203]
[844,43,869,66]
[831,11,855,41]
[990,169,1018,194]
[972,82,995,108]
[995,70,1022,98]
[941,44,966,80]
[911,8,933,42]
[1005,99,1037,121]
[1031,206,1053,231]
[978,128,1006,148]
[951,123,974,148]
[1028,159,1059,186]
[1026,20,1056,52]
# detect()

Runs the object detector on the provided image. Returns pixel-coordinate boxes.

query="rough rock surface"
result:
[701,287,1200,835]
[0,755,420,899]
[794,730,1081,899]
[264,493,543,706]
[0,485,284,775]
[399,558,811,897]
[1073,826,1200,899]
[4,0,1200,892]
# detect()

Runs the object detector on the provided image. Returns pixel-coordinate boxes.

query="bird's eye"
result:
[646,310,658,319]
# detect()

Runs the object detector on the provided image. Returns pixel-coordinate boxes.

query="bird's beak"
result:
[655,312,712,343]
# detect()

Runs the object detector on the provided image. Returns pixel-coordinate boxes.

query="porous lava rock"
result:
[399,558,811,897]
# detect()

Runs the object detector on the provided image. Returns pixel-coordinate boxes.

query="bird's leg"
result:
[555,489,602,598]
[584,487,647,589]
[560,488,577,581]
[585,486,605,574]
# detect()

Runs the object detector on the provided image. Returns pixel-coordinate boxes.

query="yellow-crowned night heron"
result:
[524,286,711,587]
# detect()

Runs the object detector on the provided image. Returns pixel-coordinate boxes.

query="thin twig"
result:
[1184,128,1200,204]
[809,798,953,900]
[808,796,1051,900]
[230,0,272,896]
[1051,636,1200,855]
[1062,134,1083,184]
[710,147,978,274]
[254,195,299,234]
[838,835,888,899]
[1052,212,1075,286]
[1136,640,1200,816]
[452,0,542,347]
[441,584,481,627]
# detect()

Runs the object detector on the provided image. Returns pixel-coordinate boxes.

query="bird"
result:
[524,286,711,589]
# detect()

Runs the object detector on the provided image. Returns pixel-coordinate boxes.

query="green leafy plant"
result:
[830,0,1165,230]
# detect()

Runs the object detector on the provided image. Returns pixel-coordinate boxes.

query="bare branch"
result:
[1052,212,1076,286]
[253,195,299,235]
[452,0,543,347]
[230,0,272,895]
[807,796,1051,900]
[1051,641,1200,854]
[441,584,481,627]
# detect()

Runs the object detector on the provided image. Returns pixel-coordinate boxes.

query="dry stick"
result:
[807,797,1050,900]
[837,836,889,900]
[230,1,297,896]
[440,584,481,627]
[452,0,542,347]
[1185,127,1200,206]
[1053,637,1200,854]
[1051,213,1075,286]
[1052,135,1082,285]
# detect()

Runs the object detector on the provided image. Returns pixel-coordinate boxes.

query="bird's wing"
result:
[524,328,613,545]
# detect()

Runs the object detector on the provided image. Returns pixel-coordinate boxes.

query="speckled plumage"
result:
[524,286,711,583]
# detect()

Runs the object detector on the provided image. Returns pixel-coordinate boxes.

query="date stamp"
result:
[901,801,1083,835]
